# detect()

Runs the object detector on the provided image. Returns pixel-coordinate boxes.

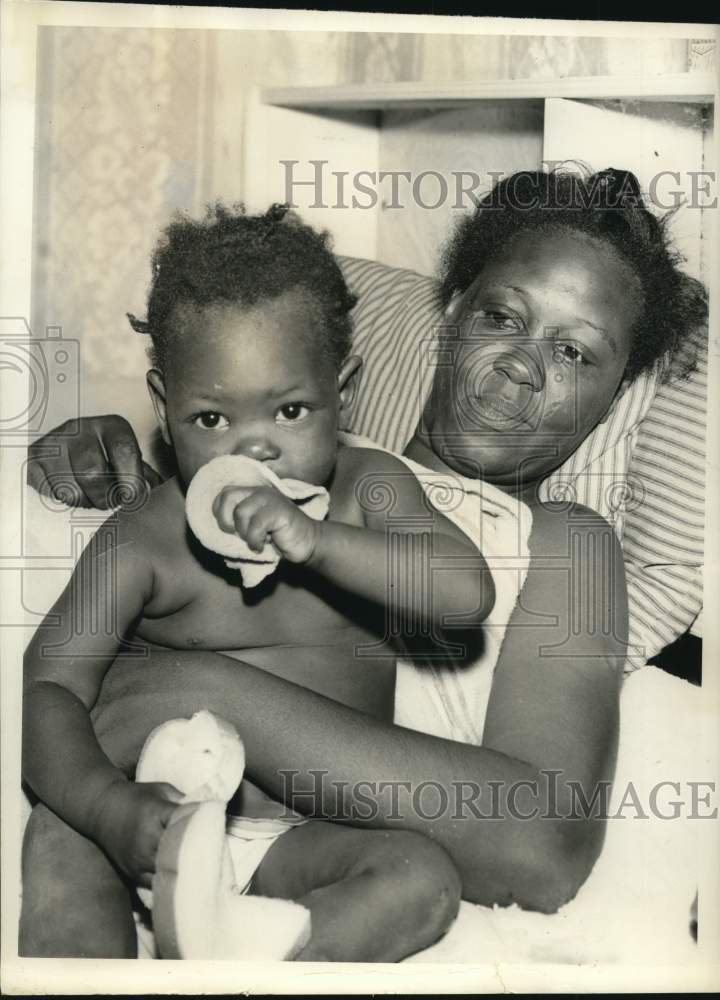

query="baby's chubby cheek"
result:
[175,447,217,491]
[300,451,337,489]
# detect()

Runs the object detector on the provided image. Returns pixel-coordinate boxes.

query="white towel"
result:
[185,455,330,588]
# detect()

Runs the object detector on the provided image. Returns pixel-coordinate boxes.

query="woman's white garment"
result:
[340,432,533,745]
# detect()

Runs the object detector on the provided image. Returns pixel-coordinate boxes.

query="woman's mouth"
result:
[471,395,531,429]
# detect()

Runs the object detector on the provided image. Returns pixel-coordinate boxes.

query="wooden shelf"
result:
[263,74,716,110]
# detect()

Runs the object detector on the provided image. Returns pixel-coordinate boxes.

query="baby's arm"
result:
[216,449,494,627]
[322,449,494,626]
[23,518,180,886]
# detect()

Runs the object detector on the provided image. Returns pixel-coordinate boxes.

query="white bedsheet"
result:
[408,666,704,964]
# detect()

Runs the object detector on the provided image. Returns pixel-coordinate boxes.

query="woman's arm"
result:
[258,505,622,911]
[477,503,625,906]
[265,503,623,910]
[94,503,625,912]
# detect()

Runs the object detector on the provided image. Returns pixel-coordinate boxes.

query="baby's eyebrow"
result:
[187,392,224,403]
[267,383,306,398]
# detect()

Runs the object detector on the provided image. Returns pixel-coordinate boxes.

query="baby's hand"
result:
[93,781,183,888]
[213,484,321,564]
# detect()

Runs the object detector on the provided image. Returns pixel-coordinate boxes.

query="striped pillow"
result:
[620,326,706,662]
[339,256,705,666]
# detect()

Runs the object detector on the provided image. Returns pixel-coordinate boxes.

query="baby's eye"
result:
[553,343,586,366]
[193,411,229,431]
[276,403,310,424]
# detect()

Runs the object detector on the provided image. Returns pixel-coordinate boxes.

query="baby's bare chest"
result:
[135,541,376,652]
[132,456,377,652]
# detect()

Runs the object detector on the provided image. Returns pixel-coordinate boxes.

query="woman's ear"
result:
[337,355,363,413]
[146,369,171,446]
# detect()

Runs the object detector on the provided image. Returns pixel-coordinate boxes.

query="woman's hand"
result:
[27,415,163,509]
[213,484,321,564]
[92,780,183,887]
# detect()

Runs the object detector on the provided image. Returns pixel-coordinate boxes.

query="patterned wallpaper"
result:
[31,27,713,443]
[32,27,211,439]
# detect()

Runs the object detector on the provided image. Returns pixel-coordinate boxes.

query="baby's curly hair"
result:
[129,202,357,372]
[440,166,707,382]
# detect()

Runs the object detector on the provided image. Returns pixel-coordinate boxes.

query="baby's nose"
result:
[233,436,280,463]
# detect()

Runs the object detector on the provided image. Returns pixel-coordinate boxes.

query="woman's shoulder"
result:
[335,441,410,484]
[501,498,628,671]
[528,500,619,556]
[333,443,428,525]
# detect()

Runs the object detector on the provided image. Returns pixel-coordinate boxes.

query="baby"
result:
[22,204,494,962]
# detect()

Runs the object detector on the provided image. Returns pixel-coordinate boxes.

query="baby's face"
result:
[150,289,346,488]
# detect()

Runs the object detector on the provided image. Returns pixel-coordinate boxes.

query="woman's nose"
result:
[492,347,545,391]
[233,436,280,462]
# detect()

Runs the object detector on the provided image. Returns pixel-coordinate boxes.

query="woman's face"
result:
[423,228,643,487]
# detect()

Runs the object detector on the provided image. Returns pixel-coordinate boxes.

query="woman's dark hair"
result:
[129,202,357,372]
[440,166,707,382]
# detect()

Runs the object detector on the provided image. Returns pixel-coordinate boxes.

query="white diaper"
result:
[226,813,308,894]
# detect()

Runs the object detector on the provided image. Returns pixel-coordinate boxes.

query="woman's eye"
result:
[475,310,523,333]
[193,411,229,431]
[276,403,310,424]
[554,343,585,365]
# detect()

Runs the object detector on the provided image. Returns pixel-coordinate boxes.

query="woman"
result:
[24,169,706,925]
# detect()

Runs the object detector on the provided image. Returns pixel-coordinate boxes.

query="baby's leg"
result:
[20,803,136,958]
[250,821,461,962]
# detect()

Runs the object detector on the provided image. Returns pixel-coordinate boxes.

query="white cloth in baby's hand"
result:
[185,454,330,588]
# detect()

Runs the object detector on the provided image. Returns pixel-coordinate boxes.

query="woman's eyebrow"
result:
[572,316,617,354]
[574,315,606,333]
[464,283,526,310]
[478,283,526,295]
[473,285,619,354]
